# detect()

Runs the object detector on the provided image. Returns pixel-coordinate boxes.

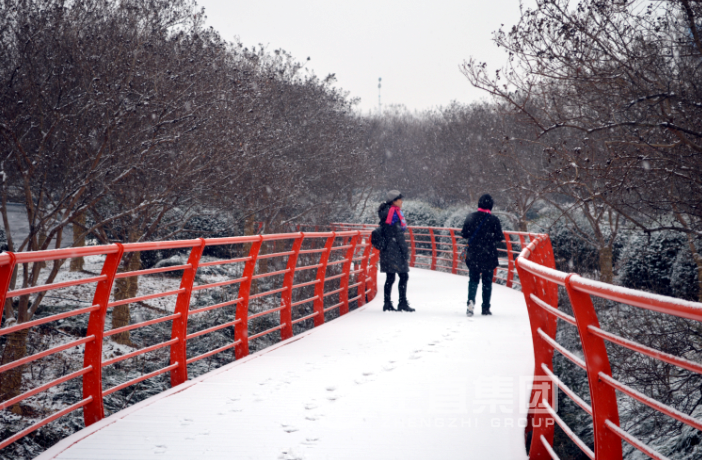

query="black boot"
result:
[383,300,396,312]
[397,299,415,312]
[481,305,492,315]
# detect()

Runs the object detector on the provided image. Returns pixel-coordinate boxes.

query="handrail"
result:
[334,222,702,460]
[514,232,702,460]
[0,230,379,451]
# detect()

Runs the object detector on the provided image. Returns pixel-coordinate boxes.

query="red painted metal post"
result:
[82,244,124,426]
[169,239,205,387]
[339,233,359,316]
[408,228,416,267]
[450,229,458,274]
[515,241,558,460]
[280,235,304,340]
[313,234,335,327]
[0,252,17,320]
[234,236,262,359]
[565,274,622,460]
[505,233,514,288]
[358,237,371,306]
[429,228,437,271]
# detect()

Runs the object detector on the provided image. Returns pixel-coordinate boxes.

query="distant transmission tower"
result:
[378,77,382,116]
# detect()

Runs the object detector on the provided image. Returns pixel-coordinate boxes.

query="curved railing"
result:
[337,222,702,459]
[4,222,701,459]
[515,233,702,460]
[0,231,378,451]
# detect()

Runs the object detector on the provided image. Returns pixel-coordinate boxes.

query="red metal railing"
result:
[336,223,702,460]
[514,234,702,460]
[0,231,378,450]
[5,220,701,459]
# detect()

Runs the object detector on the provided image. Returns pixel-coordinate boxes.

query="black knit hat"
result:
[386,190,403,203]
[478,194,494,210]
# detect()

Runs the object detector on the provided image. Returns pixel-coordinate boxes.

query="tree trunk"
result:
[38,231,47,269]
[683,235,702,303]
[598,246,614,284]
[243,214,259,295]
[70,213,86,272]
[518,218,528,233]
[111,248,140,347]
[0,328,29,414]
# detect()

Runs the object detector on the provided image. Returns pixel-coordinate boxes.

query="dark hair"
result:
[478,194,494,210]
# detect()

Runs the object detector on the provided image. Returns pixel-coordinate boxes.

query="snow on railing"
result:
[0,231,378,451]
[336,223,702,460]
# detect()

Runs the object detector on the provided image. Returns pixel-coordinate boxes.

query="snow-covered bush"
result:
[618,231,699,301]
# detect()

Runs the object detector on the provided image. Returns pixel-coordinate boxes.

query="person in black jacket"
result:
[461,194,503,316]
[377,190,414,312]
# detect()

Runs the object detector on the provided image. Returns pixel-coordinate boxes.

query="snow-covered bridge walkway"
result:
[39,268,532,460]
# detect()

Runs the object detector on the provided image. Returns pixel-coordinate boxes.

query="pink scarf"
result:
[386,206,407,230]
[478,208,491,214]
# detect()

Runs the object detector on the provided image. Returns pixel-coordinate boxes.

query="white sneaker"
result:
[466,300,475,317]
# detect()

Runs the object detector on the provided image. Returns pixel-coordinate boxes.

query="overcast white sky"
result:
[196,0,530,114]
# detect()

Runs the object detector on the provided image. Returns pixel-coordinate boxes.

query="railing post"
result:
[450,229,458,274]
[515,238,558,460]
[169,238,205,387]
[408,228,416,267]
[280,234,304,340]
[313,234,335,327]
[235,236,262,360]
[429,228,437,271]
[505,232,514,288]
[565,274,622,460]
[0,252,17,320]
[339,233,359,315]
[358,235,371,306]
[82,243,123,426]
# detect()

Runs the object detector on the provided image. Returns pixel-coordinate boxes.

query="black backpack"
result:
[371,226,387,251]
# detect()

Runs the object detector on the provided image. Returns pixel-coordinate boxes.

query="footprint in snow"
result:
[325,385,337,392]
[180,418,194,426]
[153,445,167,455]
[304,402,318,410]
[281,423,299,433]
[362,371,374,376]
[279,447,306,460]
[302,437,319,446]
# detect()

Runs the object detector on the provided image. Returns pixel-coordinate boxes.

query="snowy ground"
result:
[38,268,533,460]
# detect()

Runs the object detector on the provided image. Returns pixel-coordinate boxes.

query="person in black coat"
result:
[377,190,414,312]
[461,194,503,316]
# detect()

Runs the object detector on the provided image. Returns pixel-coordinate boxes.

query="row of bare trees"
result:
[0,0,375,405]
[459,0,702,291]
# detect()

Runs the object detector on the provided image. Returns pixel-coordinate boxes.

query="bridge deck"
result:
[40,268,532,460]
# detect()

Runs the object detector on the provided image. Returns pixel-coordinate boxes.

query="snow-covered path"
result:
[40,268,533,460]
